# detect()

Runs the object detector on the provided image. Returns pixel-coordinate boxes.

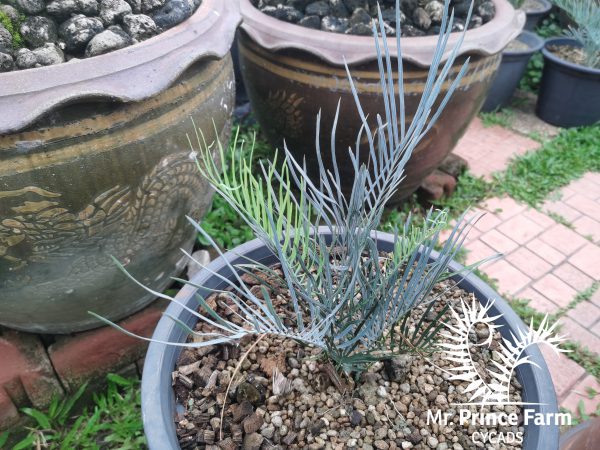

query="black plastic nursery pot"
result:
[482,31,545,112]
[141,229,560,450]
[536,37,600,127]
[524,0,552,31]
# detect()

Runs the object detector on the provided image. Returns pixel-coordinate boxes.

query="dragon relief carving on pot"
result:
[0,152,207,278]
[265,90,305,138]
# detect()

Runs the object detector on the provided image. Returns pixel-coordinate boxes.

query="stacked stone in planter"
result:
[0,0,201,72]
[252,0,496,37]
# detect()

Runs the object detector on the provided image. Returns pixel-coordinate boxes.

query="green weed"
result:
[496,126,600,206]
[479,109,515,128]
[562,341,600,380]
[433,172,495,215]
[5,374,145,450]
[510,298,550,329]
[0,12,23,49]
[547,211,574,228]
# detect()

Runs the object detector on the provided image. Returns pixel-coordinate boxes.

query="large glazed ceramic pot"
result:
[238,0,524,202]
[0,0,240,333]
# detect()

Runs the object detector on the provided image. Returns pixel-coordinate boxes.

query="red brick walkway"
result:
[0,302,164,429]
[453,119,600,416]
[453,117,539,180]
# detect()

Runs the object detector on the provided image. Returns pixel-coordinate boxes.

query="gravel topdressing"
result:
[251,0,496,37]
[172,267,524,450]
[0,0,202,72]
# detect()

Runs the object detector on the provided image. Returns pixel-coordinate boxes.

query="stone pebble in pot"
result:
[0,0,202,72]
[252,0,496,37]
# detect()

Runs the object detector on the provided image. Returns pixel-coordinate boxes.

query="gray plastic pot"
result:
[536,37,600,127]
[482,30,545,112]
[141,229,559,449]
[524,0,552,31]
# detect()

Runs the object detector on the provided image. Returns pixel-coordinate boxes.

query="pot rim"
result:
[522,0,552,15]
[239,0,525,67]
[504,30,545,56]
[542,37,600,76]
[0,0,241,135]
[141,227,559,450]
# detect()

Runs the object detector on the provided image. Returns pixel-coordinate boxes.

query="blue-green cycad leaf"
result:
[92,0,494,375]
[552,0,600,68]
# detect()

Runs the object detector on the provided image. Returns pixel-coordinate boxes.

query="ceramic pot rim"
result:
[0,0,241,135]
[522,0,552,15]
[504,30,544,56]
[239,0,525,67]
[542,37,600,76]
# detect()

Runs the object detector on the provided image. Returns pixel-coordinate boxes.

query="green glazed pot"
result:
[0,0,240,333]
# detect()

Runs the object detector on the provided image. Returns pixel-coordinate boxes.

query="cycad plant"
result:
[552,0,600,68]
[95,0,490,376]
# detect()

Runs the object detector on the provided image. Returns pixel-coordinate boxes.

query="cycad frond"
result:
[94,0,493,375]
[552,0,600,68]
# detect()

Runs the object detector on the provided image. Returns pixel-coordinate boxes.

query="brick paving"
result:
[453,117,539,179]
[544,173,600,245]
[0,302,164,429]
[450,118,600,417]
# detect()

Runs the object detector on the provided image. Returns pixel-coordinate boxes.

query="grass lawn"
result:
[2,375,144,449]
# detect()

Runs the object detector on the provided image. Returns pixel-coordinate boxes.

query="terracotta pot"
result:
[238,0,524,202]
[0,1,240,333]
[560,417,600,450]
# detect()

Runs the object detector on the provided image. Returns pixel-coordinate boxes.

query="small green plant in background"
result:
[537,13,564,39]
[497,125,600,206]
[519,53,545,93]
[552,0,600,68]
[433,172,494,214]
[2,374,144,450]
[0,12,23,49]
[559,402,600,426]
[197,194,256,250]
[562,341,600,380]
[480,108,515,128]
[547,211,574,228]
[526,130,545,143]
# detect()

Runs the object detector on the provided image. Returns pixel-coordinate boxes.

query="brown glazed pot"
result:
[560,417,600,450]
[239,0,524,202]
[0,0,240,333]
